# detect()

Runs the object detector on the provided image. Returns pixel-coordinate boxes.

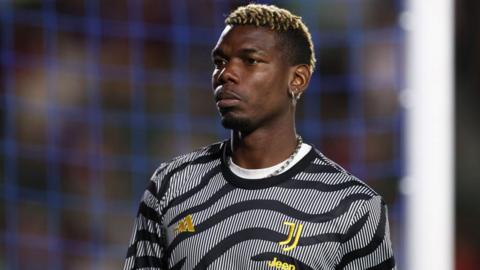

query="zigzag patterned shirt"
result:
[124,141,396,270]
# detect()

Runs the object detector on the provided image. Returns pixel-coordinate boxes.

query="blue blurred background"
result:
[1,0,408,269]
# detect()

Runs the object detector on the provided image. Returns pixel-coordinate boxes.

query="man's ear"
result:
[289,64,312,96]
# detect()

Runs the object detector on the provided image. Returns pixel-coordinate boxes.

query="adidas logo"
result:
[175,214,195,233]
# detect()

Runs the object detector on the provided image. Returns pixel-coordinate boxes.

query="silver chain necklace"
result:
[267,135,303,177]
[228,135,303,178]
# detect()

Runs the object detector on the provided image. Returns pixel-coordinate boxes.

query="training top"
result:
[124,141,396,270]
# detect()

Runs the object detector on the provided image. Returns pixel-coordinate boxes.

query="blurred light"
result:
[406,0,454,270]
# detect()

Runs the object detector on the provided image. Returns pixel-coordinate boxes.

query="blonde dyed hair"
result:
[225,4,316,72]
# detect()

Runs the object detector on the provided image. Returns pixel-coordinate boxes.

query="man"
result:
[125,4,395,270]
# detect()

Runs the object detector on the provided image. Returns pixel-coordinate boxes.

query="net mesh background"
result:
[0,0,405,269]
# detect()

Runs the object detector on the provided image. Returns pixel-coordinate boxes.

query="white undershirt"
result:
[228,143,312,179]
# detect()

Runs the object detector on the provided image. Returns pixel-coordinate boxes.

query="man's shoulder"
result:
[150,141,224,179]
[308,147,379,198]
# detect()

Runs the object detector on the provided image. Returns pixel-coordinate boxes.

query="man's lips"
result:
[214,88,242,108]
[217,97,240,108]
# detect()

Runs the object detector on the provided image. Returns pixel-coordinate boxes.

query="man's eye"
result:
[246,58,258,65]
[213,59,227,68]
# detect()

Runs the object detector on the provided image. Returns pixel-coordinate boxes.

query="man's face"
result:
[211,25,293,133]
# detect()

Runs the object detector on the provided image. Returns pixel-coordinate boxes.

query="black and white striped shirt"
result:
[124,141,396,269]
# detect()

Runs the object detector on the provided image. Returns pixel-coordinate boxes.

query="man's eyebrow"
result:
[211,48,225,58]
[239,48,267,56]
[211,47,267,58]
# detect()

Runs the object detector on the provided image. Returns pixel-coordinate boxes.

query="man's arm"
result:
[335,195,396,270]
[124,176,166,270]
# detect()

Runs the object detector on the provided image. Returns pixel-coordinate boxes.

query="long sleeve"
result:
[335,195,396,270]
[124,176,166,270]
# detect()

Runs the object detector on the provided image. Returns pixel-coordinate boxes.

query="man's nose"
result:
[217,61,239,85]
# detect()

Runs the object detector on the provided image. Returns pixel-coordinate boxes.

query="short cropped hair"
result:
[225,4,316,73]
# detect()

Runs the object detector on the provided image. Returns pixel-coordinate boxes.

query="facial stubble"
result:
[219,109,256,134]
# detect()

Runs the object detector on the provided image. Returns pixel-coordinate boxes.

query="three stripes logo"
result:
[279,221,303,251]
[175,214,196,233]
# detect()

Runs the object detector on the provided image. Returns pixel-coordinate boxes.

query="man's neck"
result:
[229,126,299,169]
